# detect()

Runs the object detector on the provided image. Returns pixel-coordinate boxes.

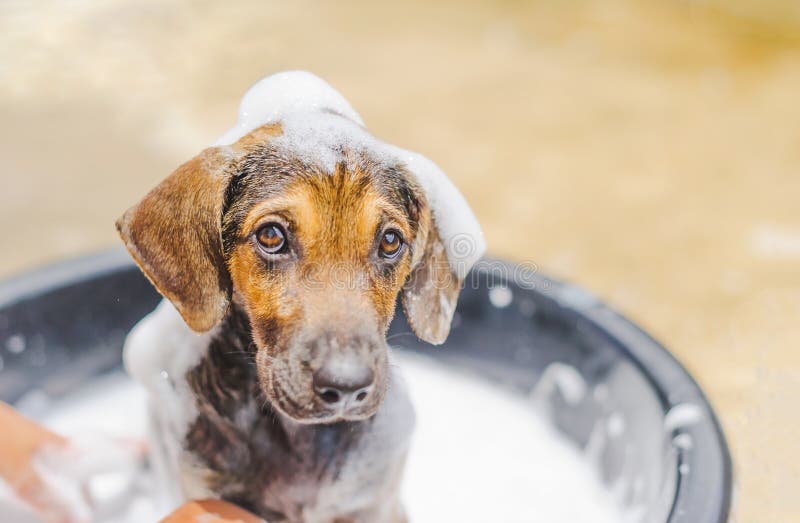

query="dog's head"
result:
[117,73,483,424]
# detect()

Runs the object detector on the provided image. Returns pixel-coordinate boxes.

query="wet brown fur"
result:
[116,122,463,522]
[182,303,408,521]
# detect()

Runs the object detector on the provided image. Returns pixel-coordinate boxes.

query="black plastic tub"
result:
[0,250,732,522]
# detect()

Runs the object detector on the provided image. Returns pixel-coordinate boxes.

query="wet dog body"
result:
[179,140,422,520]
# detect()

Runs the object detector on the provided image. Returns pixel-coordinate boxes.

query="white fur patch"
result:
[122,300,215,513]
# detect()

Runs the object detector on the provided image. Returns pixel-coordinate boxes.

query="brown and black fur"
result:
[184,304,401,522]
[117,120,463,522]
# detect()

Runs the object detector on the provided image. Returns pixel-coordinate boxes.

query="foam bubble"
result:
[488,285,513,308]
[5,333,26,354]
[531,362,588,406]
[664,403,704,432]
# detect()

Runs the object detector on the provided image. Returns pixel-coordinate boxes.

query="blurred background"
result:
[1,0,798,520]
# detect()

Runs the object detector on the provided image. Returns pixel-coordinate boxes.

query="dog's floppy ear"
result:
[401,222,463,345]
[396,151,484,346]
[116,147,235,333]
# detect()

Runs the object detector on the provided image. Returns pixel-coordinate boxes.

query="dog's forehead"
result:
[240,145,414,206]
[221,143,421,250]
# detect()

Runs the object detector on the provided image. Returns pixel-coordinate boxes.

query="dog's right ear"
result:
[116,147,235,333]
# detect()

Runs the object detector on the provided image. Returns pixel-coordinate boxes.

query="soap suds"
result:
[663,403,704,432]
[531,362,588,406]
[11,354,625,523]
[214,71,364,146]
[606,412,626,438]
[0,477,41,523]
[488,285,513,308]
[672,433,693,450]
[5,333,26,354]
[401,354,623,523]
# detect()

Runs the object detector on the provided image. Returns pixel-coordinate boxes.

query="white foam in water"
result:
[399,354,623,523]
[8,354,624,523]
[663,403,704,432]
[10,374,155,523]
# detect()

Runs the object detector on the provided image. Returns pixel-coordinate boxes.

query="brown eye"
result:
[255,223,286,254]
[379,229,403,259]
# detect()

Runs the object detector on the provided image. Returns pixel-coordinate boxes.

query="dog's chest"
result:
[185,407,406,521]
[125,302,414,522]
[180,342,413,522]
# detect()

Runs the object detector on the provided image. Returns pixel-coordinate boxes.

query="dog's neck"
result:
[182,302,376,517]
[185,302,261,419]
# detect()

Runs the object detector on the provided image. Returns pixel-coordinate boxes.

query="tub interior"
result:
[0,252,730,522]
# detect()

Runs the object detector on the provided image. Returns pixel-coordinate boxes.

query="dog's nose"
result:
[312,358,374,406]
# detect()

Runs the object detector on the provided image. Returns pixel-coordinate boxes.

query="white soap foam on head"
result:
[215,71,486,279]
[214,71,365,146]
[12,354,625,523]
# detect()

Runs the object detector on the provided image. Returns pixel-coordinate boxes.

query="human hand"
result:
[0,402,143,523]
[159,499,263,523]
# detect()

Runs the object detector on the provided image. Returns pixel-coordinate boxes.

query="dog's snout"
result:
[313,357,374,407]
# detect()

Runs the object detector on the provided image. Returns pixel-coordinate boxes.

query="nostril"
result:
[312,357,375,407]
[317,387,342,404]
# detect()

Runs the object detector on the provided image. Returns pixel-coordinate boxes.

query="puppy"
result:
[118,72,484,523]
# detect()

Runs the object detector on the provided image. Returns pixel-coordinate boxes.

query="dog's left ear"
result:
[396,152,484,345]
[116,147,235,333]
[401,222,463,345]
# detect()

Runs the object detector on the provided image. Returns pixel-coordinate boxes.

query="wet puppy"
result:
[117,73,483,523]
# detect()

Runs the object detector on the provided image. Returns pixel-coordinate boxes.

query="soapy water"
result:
[7,353,626,523]
[400,354,623,523]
